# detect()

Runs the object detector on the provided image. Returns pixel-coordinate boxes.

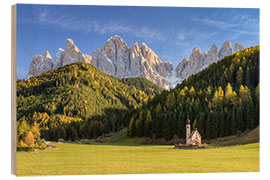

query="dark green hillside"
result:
[16,62,159,141]
[128,46,260,140]
[121,77,164,96]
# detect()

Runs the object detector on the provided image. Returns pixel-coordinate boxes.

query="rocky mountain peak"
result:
[108,35,123,42]
[92,36,173,88]
[53,48,65,69]
[183,57,189,62]
[175,40,237,81]
[234,43,244,52]
[175,57,189,78]
[163,60,173,72]
[131,41,140,51]
[65,38,80,53]
[192,47,202,54]
[141,42,149,49]
[66,38,75,49]
[223,40,232,47]
[210,44,218,52]
[26,51,53,79]
[219,40,232,60]
[62,38,86,66]
[26,36,244,89]
[105,35,129,51]
[190,47,204,63]
[203,43,219,66]
[43,51,52,59]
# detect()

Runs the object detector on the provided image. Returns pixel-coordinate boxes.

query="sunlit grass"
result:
[17,142,259,176]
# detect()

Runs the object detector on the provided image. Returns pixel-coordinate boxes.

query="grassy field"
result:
[16,142,259,176]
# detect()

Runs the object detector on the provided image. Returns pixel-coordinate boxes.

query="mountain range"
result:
[26,35,244,89]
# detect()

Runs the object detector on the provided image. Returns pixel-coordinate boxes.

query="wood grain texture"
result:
[11,4,17,176]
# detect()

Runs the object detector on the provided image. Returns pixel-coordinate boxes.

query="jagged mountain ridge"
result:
[26,35,244,89]
[174,40,244,82]
[91,36,173,88]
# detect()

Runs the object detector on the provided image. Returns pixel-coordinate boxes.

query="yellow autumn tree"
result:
[225,83,238,107]
[25,131,34,146]
[237,67,244,84]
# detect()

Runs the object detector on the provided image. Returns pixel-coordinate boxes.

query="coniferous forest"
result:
[128,46,260,140]
[16,46,259,144]
[16,62,163,143]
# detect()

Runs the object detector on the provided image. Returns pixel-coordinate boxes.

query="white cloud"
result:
[35,8,166,43]
[193,17,240,30]
[192,12,259,38]
[174,29,217,47]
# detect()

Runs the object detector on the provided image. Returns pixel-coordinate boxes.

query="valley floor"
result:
[16,142,259,176]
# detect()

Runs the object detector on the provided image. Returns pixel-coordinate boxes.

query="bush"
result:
[17,146,34,152]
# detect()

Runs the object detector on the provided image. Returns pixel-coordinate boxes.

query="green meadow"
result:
[16,142,259,176]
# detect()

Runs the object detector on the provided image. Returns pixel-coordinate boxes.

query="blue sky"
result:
[17,4,259,78]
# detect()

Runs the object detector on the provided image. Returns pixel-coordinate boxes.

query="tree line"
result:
[128,46,260,140]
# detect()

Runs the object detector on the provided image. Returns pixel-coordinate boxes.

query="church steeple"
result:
[186,116,191,145]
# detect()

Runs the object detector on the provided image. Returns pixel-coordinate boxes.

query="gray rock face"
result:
[52,48,65,69]
[62,39,86,66]
[218,40,232,60]
[176,47,206,79]
[92,35,129,77]
[52,39,90,70]
[234,43,244,52]
[83,54,92,64]
[162,60,173,74]
[92,35,172,88]
[28,39,89,78]
[204,44,219,65]
[175,41,243,81]
[175,57,189,77]
[27,51,53,78]
[129,41,143,76]
[26,37,244,89]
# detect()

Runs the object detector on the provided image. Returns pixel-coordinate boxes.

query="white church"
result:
[186,119,202,145]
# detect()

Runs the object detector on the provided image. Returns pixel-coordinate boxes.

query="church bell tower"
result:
[186,118,191,145]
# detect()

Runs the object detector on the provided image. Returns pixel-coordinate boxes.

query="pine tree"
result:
[144,110,153,136]
[236,67,244,84]
[255,83,260,101]
[71,127,78,140]
[218,110,225,137]
[166,92,175,109]
[128,116,135,136]
[212,90,219,109]
[245,67,251,87]
[135,111,144,137]
[218,86,224,106]
[155,103,162,114]
[56,126,67,140]
[205,114,212,139]
[177,89,186,104]
[177,112,185,138]
[206,86,212,100]
[239,85,252,105]
[192,119,197,129]
[17,118,30,143]
[162,114,171,139]
[230,110,236,134]
[236,106,244,132]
